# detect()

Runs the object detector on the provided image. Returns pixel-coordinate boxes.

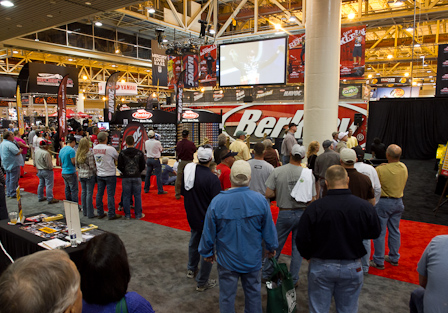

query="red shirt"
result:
[216,163,231,191]
[176,139,196,161]
[90,134,98,146]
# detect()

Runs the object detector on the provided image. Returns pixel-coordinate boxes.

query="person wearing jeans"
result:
[118,135,146,220]
[144,130,166,194]
[0,131,23,198]
[35,139,58,204]
[76,138,97,218]
[59,136,78,203]
[93,132,120,220]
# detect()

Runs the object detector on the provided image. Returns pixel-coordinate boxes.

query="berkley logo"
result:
[443,60,448,66]
[444,46,448,53]
[182,111,199,119]
[442,73,448,80]
[132,110,152,119]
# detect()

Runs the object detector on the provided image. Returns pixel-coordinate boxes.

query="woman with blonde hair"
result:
[307,140,320,195]
[75,137,97,218]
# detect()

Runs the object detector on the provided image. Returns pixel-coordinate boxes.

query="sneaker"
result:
[48,199,59,204]
[118,205,123,211]
[369,260,385,270]
[136,213,146,220]
[385,255,399,266]
[175,195,181,200]
[38,198,47,202]
[158,191,168,195]
[187,269,198,279]
[97,213,107,219]
[196,279,217,292]
[108,215,122,221]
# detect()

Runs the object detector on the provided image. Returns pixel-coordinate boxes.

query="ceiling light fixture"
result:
[115,48,120,54]
[289,16,296,22]
[147,7,155,14]
[406,27,413,32]
[274,23,282,30]
[82,75,87,80]
[348,13,356,19]
[414,43,420,47]
[13,50,18,54]
[68,58,73,61]
[95,21,102,27]
[405,72,409,76]
[387,54,393,59]
[121,79,125,83]
[368,74,373,78]
[0,1,14,7]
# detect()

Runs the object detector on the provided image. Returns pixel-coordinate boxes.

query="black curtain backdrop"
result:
[366,98,448,159]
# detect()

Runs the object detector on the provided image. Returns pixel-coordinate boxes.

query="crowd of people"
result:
[0,121,445,313]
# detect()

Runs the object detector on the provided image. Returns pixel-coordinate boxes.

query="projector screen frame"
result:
[218,36,288,88]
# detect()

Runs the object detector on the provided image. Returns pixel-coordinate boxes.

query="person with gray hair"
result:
[199,160,278,312]
[0,131,23,198]
[313,139,340,198]
[161,157,177,185]
[0,250,82,313]
[213,133,228,165]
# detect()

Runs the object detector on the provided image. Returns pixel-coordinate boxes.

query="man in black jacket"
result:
[117,136,146,220]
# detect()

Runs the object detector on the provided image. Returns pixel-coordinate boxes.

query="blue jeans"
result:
[308,258,363,313]
[62,173,78,203]
[80,176,96,218]
[372,198,404,265]
[282,155,290,165]
[410,287,424,313]
[37,169,54,201]
[262,209,303,284]
[188,229,213,286]
[218,263,261,313]
[144,158,163,193]
[361,239,371,273]
[96,176,117,217]
[5,166,20,197]
[122,178,142,218]
[163,176,177,185]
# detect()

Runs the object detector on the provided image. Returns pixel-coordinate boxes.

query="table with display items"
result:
[0,212,104,274]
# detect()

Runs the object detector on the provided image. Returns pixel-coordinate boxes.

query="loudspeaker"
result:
[354,113,363,126]
[243,96,253,103]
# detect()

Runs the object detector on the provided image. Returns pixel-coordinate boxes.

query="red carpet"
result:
[19,165,448,285]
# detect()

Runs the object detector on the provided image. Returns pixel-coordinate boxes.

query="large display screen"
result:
[219,37,287,87]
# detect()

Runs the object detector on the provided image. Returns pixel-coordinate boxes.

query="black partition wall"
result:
[366,98,448,159]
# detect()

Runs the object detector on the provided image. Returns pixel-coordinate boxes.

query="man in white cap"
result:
[336,131,348,153]
[199,160,278,312]
[181,145,221,292]
[229,130,251,161]
[144,130,166,195]
[262,144,316,287]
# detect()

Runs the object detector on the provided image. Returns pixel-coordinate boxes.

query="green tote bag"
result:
[266,258,297,313]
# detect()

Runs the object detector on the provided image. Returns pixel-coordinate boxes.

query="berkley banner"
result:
[436,44,448,96]
[181,109,221,123]
[113,109,176,125]
[152,40,168,86]
[287,33,306,84]
[183,55,199,88]
[16,86,25,135]
[105,72,120,122]
[199,44,217,87]
[168,56,182,89]
[340,25,366,80]
[57,74,69,139]
[121,122,149,152]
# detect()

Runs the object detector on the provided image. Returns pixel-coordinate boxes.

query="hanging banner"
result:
[43,98,49,127]
[183,55,199,88]
[98,81,138,96]
[167,56,182,89]
[199,44,217,87]
[121,122,149,152]
[105,72,120,122]
[16,86,25,135]
[436,44,448,96]
[152,40,168,86]
[287,34,306,84]
[57,74,69,139]
[177,86,184,123]
[340,25,366,80]
[27,63,79,95]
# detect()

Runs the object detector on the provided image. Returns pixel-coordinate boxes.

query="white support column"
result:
[303,0,341,150]
[77,93,85,114]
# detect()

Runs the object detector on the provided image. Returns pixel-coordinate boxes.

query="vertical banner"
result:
[199,44,217,87]
[183,55,199,88]
[288,34,306,83]
[340,25,366,80]
[105,72,120,122]
[57,74,69,139]
[16,86,25,135]
[16,186,24,223]
[43,98,49,127]
[152,40,168,86]
[436,44,448,96]
[167,56,182,89]
[176,86,184,124]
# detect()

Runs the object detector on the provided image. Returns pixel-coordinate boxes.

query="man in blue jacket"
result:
[199,160,278,313]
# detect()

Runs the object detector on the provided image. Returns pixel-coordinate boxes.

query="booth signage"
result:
[199,44,217,87]
[183,55,199,88]
[98,82,138,96]
[152,40,168,86]
[121,122,148,152]
[182,110,199,119]
[367,77,410,86]
[57,74,69,139]
[436,44,448,97]
[105,72,120,121]
[132,110,153,119]
[113,109,176,125]
[28,63,79,95]
[180,109,221,124]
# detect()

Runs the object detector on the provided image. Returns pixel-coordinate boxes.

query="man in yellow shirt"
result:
[370,144,408,270]
[229,131,251,161]
[346,129,358,149]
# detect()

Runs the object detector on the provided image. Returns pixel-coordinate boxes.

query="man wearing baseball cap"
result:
[281,122,298,164]
[199,160,278,311]
[229,130,251,161]
[181,145,221,292]
[175,129,197,200]
[144,130,166,195]
[35,140,59,204]
[336,131,349,153]
[216,148,238,190]
[262,144,316,287]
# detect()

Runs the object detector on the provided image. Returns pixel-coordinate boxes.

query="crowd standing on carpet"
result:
[0,121,446,313]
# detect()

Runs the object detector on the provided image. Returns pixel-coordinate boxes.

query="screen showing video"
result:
[219,37,287,87]
[98,122,110,131]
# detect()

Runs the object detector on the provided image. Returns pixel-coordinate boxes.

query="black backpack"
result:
[123,151,141,176]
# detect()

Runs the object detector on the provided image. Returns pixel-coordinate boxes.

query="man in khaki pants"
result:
[175,130,197,200]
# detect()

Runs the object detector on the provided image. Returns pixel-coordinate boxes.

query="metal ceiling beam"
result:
[166,0,186,29]
[216,0,249,38]
[186,0,213,30]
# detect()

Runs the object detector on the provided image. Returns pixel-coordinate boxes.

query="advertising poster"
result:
[16,86,25,135]
[110,130,122,151]
[167,56,182,89]
[436,44,448,96]
[57,75,69,139]
[152,40,168,86]
[340,25,366,79]
[183,55,199,88]
[199,44,217,87]
[121,123,149,152]
[28,63,79,95]
[105,72,119,122]
[371,87,419,100]
[288,34,306,84]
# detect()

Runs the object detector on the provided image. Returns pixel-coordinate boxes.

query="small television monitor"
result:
[98,122,110,131]
[219,37,287,87]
